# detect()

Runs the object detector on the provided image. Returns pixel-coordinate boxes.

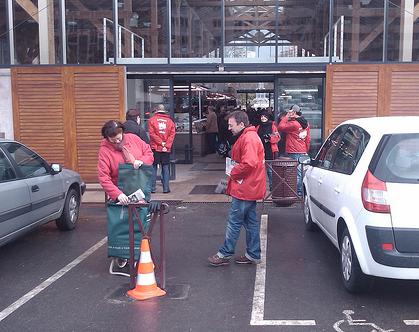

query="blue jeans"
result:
[218,198,261,261]
[286,153,306,197]
[151,163,170,192]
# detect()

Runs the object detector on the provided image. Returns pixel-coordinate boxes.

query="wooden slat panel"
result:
[12,66,125,183]
[325,63,419,137]
[73,68,124,182]
[12,68,65,165]
[329,70,378,130]
[390,71,419,116]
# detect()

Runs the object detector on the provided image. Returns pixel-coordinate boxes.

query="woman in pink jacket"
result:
[97,120,154,204]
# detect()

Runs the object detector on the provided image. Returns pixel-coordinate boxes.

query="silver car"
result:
[0,139,85,246]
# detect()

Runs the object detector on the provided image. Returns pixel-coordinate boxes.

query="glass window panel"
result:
[316,125,347,170]
[65,0,113,64]
[12,1,61,64]
[13,0,39,64]
[225,1,276,63]
[126,78,171,127]
[387,0,418,62]
[335,0,384,62]
[0,149,16,182]
[5,142,48,178]
[277,0,329,62]
[117,0,168,62]
[0,0,10,64]
[171,0,222,62]
[277,77,323,157]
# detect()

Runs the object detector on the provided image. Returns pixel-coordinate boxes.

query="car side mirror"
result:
[50,163,62,175]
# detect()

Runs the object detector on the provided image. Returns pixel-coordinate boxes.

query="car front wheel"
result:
[56,188,80,231]
[340,228,373,293]
[303,192,316,231]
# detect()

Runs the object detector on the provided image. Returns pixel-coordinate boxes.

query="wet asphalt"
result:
[1,203,419,332]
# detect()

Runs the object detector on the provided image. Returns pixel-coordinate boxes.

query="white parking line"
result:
[250,214,316,326]
[404,320,419,325]
[0,237,107,323]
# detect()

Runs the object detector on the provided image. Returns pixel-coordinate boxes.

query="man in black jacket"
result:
[123,108,149,144]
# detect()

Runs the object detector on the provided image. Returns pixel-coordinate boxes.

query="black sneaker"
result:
[235,255,255,264]
[208,254,230,267]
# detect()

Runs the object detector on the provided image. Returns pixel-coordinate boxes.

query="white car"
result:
[301,116,419,293]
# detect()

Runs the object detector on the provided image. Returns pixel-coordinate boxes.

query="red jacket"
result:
[97,133,154,200]
[277,117,310,154]
[226,126,266,201]
[148,113,176,152]
[256,122,280,155]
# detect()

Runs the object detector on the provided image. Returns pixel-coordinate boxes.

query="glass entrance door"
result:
[276,77,324,156]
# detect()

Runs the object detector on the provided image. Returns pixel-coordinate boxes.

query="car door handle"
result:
[317,179,323,185]
[334,187,341,194]
[31,185,40,192]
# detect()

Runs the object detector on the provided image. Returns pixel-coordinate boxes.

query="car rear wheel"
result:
[303,192,317,231]
[56,188,80,231]
[340,228,373,293]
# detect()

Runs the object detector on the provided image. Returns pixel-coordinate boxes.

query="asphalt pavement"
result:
[1,203,419,332]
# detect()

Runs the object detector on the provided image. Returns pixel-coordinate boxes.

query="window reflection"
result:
[277,78,324,157]
[66,0,113,64]
[171,0,222,61]
[334,0,384,62]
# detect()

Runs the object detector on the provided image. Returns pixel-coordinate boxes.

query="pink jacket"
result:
[97,133,154,200]
[227,126,266,201]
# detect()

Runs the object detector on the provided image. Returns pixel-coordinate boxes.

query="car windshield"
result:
[372,133,419,184]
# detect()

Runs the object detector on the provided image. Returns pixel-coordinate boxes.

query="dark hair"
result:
[101,120,123,138]
[227,110,249,127]
[126,108,140,121]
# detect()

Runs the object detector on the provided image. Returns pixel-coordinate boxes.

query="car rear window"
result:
[371,133,419,184]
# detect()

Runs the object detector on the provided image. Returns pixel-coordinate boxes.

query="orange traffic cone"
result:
[127,238,166,301]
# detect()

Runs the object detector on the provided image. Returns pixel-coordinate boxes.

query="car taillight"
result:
[361,170,390,213]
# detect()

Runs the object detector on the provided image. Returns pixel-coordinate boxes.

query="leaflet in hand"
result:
[226,157,243,184]
[117,188,146,204]
[226,157,236,176]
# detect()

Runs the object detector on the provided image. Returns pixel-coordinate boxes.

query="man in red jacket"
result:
[148,104,176,193]
[277,104,310,196]
[208,111,266,266]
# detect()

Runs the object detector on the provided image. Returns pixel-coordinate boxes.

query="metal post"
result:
[60,0,67,64]
[328,0,333,63]
[118,26,122,58]
[274,76,279,120]
[221,0,225,64]
[340,15,344,61]
[168,0,171,63]
[113,0,118,64]
[333,22,337,58]
[128,206,135,289]
[7,0,14,65]
[103,18,107,63]
[275,0,279,62]
[188,82,193,163]
[383,0,388,62]
[159,208,166,289]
